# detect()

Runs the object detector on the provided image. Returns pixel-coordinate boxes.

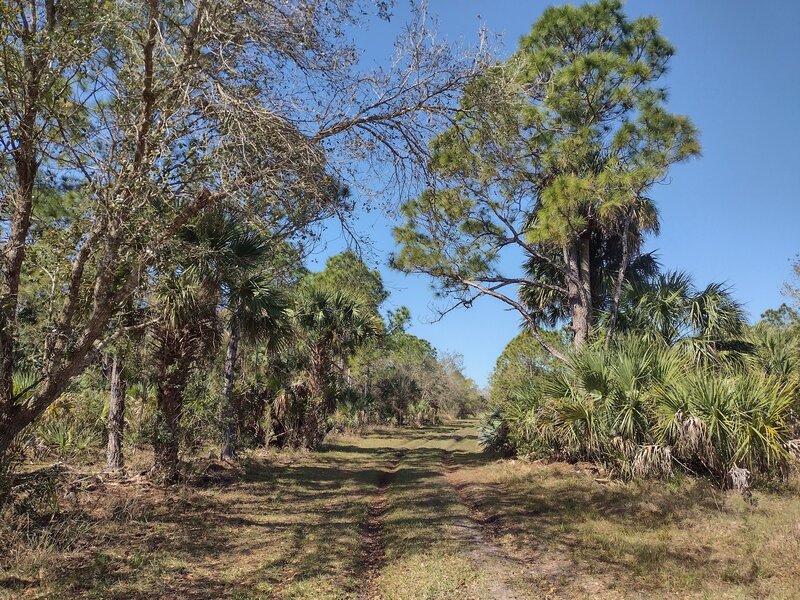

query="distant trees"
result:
[0,0,483,458]
[261,252,484,450]
[393,0,698,355]
[786,256,800,308]
[488,330,566,406]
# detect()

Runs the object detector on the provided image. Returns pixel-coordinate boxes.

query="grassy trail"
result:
[2,420,523,599]
[4,420,800,599]
[354,421,535,599]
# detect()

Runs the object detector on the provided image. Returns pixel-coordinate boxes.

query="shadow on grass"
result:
[450,460,734,594]
[4,419,491,599]
[27,445,388,598]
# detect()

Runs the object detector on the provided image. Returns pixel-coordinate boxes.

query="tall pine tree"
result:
[393,0,699,353]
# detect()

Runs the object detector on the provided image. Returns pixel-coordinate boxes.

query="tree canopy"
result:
[393,0,699,356]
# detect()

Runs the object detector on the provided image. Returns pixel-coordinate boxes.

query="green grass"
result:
[357,426,483,598]
[3,421,799,599]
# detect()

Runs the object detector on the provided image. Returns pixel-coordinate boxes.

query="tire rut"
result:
[357,449,405,599]
[441,449,546,600]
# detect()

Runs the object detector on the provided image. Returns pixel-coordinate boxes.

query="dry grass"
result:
[448,452,800,599]
[2,422,799,599]
[1,445,383,599]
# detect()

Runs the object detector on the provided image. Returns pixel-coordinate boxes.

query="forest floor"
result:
[2,420,800,599]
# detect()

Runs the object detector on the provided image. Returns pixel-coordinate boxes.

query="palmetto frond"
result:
[290,283,383,354]
[614,270,748,363]
[229,274,290,350]
[500,335,800,486]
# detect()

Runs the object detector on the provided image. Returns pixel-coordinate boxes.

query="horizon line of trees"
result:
[0,0,486,485]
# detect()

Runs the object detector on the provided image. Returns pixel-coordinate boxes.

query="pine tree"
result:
[393,0,699,354]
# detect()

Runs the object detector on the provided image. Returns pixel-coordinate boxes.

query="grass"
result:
[355,425,525,599]
[2,421,799,599]
[448,449,800,599]
[1,444,382,599]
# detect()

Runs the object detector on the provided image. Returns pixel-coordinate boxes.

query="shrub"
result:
[478,408,512,455]
[490,337,800,488]
[330,391,373,432]
[35,421,101,461]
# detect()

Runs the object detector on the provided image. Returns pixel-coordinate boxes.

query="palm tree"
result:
[612,270,748,362]
[219,274,288,460]
[290,283,382,448]
[150,272,219,481]
[181,210,291,460]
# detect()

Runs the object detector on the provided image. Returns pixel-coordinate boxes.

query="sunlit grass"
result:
[449,454,800,599]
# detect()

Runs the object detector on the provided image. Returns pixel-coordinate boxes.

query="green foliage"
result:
[291,283,384,359]
[30,368,107,461]
[477,408,511,455]
[747,325,800,385]
[612,271,748,354]
[180,371,222,452]
[489,330,567,405]
[304,251,388,314]
[393,0,699,352]
[330,391,373,432]
[35,421,100,461]
[490,336,799,488]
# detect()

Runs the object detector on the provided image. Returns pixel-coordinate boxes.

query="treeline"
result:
[0,0,482,488]
[14,245,482,482]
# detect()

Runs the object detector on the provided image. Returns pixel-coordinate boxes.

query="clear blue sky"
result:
[309,0,800,388]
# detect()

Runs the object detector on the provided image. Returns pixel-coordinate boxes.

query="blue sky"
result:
[309,0,800,388]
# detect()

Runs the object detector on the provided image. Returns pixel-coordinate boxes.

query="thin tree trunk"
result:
[220,322,240,461]
[106,355,126,472]
[136,375,148,432]
[579,233,593,341]
[605,214,633,346]
[0,2,56,430]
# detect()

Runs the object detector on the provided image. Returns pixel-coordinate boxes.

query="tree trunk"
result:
[605,214,633,346]
[0,416,26,457]
[0,121,40,459]
[220,322,240,461]
[298,350,328,449]
[0,1,58,458]
[105,355,126,472]
[300,397,325,449]
[152,340,187,482]
[153,381,181,482]
[566,240,592,348]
